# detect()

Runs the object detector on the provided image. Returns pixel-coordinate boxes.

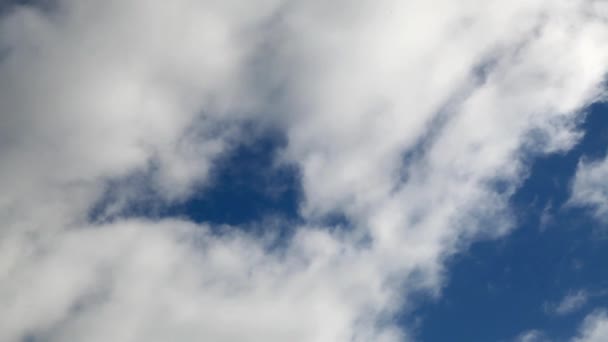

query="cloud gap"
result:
[89,124,304,235]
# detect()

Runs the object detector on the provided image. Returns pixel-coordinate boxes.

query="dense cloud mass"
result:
[572,311,608,342]
[0,0,607,341]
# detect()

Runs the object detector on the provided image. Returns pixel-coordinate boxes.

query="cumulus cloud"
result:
[0,0,607,341]
[572,311,608,342]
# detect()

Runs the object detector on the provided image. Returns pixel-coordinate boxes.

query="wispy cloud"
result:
[570,157,608,222]
[517,310,608,342]
[545,290,589,316]
[515,330,550,342]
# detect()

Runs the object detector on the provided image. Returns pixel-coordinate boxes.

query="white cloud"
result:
[571,156,608,221]
[519,309,608,342]
[0,0,607,341]
[572,311,608,342]
[546,290,589,316]
[515,330,550,342]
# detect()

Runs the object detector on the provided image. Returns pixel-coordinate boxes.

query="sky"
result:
[0,1,608,342]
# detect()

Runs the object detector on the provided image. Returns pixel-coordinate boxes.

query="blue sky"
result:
[1,1,608,342]
[415,104,608,341]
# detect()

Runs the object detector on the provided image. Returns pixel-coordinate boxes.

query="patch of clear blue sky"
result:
[167,126,303,227]
[90,124,304,235]
[412,103,608,342]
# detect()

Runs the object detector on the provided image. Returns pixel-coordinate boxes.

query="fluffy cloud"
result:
[0,0,607,341]
[572,311,608,342]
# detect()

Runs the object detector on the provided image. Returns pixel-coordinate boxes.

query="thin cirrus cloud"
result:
[515,330,550,342]
[547,290,590,316]
[0,1,607,342]
[571,155,608,221]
